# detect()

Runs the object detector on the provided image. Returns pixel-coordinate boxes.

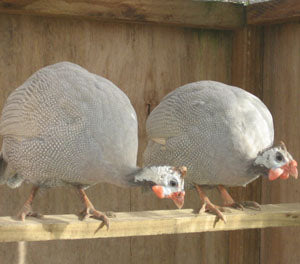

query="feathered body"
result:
[144,81,274,188]
[0,62,138,188]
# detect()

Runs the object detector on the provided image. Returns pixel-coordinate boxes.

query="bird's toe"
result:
[224,202,244,211]
[91,210,110,231]
[78,207,110,230]
[17,206,43,221]
[105,211,116,218]
[241,201,261,210]
[200,203,227,223]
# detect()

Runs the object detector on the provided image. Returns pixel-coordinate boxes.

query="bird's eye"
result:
[276,152,284,162]
[170,180,178,187]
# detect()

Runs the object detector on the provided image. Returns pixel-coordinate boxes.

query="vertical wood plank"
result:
[131,29,233,264]
[261,22,300,264]
[230,26,264,264]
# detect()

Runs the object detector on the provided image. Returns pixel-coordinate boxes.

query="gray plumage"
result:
[0,62,138,188]
[0,62,184,194]
[144,81,274,188]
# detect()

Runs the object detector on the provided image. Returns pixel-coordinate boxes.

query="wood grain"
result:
[0,0,245,29]
[230,26,264,264]
[247,0,300,25]
[0,13,233,264]
[261,22,300,264]
[0,204,300,243]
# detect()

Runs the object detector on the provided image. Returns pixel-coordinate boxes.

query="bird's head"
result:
[254,141,298,181]
[151,166,186,209]
[134,166,186,209]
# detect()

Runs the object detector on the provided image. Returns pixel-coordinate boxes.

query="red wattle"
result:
[268,168,284,181]
[152,185,165,199]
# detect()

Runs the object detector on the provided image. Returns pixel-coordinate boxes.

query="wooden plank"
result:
[247,0,300,25]
[261,22,300,264]
[230,26,264,264]
[0,0,245,29]
[192,0,268,4]
[0,203,300,243]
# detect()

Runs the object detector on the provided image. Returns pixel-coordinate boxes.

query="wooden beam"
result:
[247,0,300,25]
[0,203,300,243]
[0,0,245,29]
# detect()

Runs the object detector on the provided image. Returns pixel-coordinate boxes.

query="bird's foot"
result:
[223,201,260,211]
[240,201,261,210]
[105,211,116,218]
[78,207,110,230]
[223,201,244,210]
[200,202,227,223]
[17,205,43,221]
[217,185,259,211]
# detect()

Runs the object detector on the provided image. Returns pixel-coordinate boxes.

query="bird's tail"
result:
[0,152,8,185]
[0,152,22,188]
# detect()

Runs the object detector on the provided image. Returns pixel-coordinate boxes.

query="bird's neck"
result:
[249,158,269,177]
[126,167,158,187]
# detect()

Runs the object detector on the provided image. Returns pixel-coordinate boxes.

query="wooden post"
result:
[231,25,264,264]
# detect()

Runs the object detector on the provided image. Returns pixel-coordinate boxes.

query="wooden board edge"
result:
[0,0,245,29]
[247,0,300,25]
[0,203,299,242]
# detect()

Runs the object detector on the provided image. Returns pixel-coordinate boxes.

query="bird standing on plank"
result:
[0,62,186,229]
[144,81,298,222]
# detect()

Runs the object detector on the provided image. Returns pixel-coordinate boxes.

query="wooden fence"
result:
[0,0,299,263]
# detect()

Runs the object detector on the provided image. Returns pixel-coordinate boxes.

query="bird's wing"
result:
[146,81,208,143]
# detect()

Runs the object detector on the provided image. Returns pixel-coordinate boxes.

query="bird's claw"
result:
[105,211,116,218]
[199,202,227,223]
[224,202,244,210]
[78,208,110,230]
[240,201,261,211]
[17,206,43,221]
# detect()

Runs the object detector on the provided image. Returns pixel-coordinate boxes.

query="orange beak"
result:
[151,186,185,209]
[268,160,298,181]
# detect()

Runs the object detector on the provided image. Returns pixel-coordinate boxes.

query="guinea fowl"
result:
[0,62,186,229]
[144,81,298,222]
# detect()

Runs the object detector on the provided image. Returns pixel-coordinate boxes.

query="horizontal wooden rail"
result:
[1,0,300,29]
[247,0,300,25]
[0,203,300,242]
[0,0,245,29]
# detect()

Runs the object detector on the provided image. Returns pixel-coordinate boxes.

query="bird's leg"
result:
[217,185,260,210]
[195,185,226,223]
[217,185,244,210]
[17,186,43,221]
[77,188,109,230]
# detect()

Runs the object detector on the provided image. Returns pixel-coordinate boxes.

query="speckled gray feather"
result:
[0,62,139,188]
[144,81,274,188]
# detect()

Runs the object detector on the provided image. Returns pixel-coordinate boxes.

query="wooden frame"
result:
[2,0,299,29]
[0,4,299,264]
[0,0,245,29]
[247,0,300,25]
